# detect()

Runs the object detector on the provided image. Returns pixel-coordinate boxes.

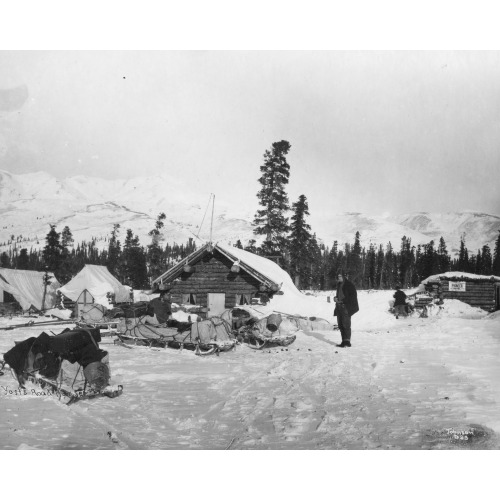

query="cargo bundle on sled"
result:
[0,327,123,404]
[232,309,298,349]
[114,303,236,355]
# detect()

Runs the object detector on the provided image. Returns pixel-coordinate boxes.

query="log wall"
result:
[426,280,497,311]
[167,252,262,309]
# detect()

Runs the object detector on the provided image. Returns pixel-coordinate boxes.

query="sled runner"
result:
[0,327,123,404]
[115,314,237,356]
[233,310,298,349]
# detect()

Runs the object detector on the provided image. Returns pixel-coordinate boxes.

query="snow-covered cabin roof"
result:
[420,271,500,285]
[152,242,297,292]
[58,265,131,308]
[0,268,60,311]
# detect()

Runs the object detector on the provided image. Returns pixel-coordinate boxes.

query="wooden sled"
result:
[236,312,298,350]
[0,328,123,405]
[116,316,237,356]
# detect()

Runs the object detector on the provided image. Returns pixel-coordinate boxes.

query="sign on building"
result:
[449,281,466,292]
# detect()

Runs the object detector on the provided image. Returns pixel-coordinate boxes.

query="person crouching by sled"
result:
[144,291,172,326]
[334,271,359,348]
[393,286,408,318]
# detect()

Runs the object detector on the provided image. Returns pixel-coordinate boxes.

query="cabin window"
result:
[236,293,252,305]
[182,293,197,304]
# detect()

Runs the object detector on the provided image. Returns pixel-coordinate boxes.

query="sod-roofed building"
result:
[420,272,500,312]
[152,242,286,317]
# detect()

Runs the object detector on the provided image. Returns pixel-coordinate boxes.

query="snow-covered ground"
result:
[1,289,499,451]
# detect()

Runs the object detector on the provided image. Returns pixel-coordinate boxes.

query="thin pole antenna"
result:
[209,193,215,243]
[196,194,213,240]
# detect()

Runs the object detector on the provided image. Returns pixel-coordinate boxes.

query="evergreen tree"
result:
[437,237,450,273]
[148,212,166,280]
[289,195,313,288]
[308,234,322,289]
[457,234,469,272]
[479,244,493,275]
[244,239,258,254]
[234,240,243,249]
[492,231,500,276]
[0,251,10,268]
[421,240,438,279]
[376,244,385,289]
[327,241,339,289]
[17,249,29,269]
[42,225,63,278]
[347,231,363,287]
[59,226,74,283]
[107,224,122,279]
[122,229,149,289]
[253,140,291,257]
[366,244,377,289]
[383,242,396,288]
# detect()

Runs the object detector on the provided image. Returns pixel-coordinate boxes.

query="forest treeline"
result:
[1,221,499,291]
[0,218,197,289]
[1,139,500,290]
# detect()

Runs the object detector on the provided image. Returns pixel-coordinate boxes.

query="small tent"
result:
[0,268,61,312]
[58,265,131,309]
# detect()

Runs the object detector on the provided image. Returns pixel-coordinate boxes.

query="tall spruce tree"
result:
[289,194,313,288]
[437,237,450,273]
[366,244,377,289]
[308,234,322,289]
[42,225,63,278]
[384,242,396,288]
[17,249,29,269]
[107,224,122,279]
[479,245,492,275]
[147,212,166,281]
[376,244,385,289]
[348,231,363,287]
[122,229,149,289]
[59,226,74,283]
[253,140,291,257]
[1,251,10,268]
[492,231,500,276]
[457,234,469,272]
[327,240,339,289]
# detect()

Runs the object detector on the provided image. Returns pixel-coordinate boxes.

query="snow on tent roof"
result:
[58,265,131,308]
[0,268,60,312]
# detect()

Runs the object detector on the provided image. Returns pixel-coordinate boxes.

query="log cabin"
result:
[422,272,500,312]
[152,242,286,318]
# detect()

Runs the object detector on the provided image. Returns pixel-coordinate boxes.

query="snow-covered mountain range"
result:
[1,169,499,256]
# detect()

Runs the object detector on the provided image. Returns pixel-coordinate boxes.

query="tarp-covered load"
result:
[58,265,131,309]
[115,304,236,355]
[0,327,123,404]
[0,268,60,312]
[232,308,299,349]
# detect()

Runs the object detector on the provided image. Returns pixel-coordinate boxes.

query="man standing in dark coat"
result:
[334,271,359,348]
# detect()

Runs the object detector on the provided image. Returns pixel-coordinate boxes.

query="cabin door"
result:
[496,284,500,310]
[207,293,225,317]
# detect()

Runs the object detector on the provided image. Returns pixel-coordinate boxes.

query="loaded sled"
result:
[0,327,123,404]
[114,303,237,355]
[232,309,298,349]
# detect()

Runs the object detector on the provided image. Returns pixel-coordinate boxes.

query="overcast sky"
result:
[1,50,499,219]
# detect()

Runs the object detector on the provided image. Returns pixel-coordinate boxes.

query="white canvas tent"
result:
[0,268,60,312]
[58,264,131,309]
